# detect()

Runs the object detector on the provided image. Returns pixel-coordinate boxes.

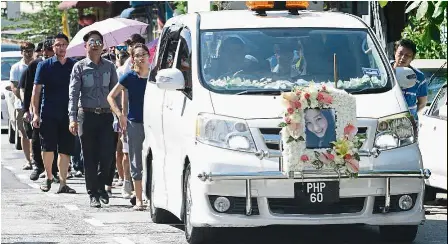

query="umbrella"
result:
[146,38,159,63]
[65,18,148,58]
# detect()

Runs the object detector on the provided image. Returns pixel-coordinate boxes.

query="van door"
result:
[144,25,172,206]
[162,25,194,216]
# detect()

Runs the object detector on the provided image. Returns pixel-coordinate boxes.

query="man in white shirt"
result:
[10,41,35,170]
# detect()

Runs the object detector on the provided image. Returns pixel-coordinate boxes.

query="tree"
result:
[2,1,93,43]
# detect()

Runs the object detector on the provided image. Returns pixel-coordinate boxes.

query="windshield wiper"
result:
[235,89,283,95]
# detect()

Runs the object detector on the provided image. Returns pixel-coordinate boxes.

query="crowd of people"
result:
[10,31,151,210]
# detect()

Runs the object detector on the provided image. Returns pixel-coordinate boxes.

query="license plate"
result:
[294,181,340,204]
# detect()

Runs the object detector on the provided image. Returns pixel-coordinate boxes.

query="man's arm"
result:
[31,84,42,116]
[416,76,429,112]
[122,90,128,117]
[68,63,82,123]
[417,96,428,111]
[110,64,121,110]
[9,64,21,100]
[19,66,29,109]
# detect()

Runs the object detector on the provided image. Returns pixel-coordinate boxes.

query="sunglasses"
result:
[116,45,127,52]
[88,39,103,46]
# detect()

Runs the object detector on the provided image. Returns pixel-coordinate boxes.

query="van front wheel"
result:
[379,225,418,243]
[183,165,214,244]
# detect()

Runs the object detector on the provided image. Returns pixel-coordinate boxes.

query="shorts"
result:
[16,109,26,137]
[40,116,75,156]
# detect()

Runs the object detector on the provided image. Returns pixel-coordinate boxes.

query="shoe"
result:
[90,196,101,208]
[74,171,83,178]
[107,189,113,198]
[67,172,74,179]
[121,180,133,199]
[114,179,123,187]
[133,204,145,211]
[30,168,44,181]
[39,172,46,178]
[130,196,136,206]
[40,178,52,192]
[22,163,33,170]
[56,185,76,194]
[98,190,109,204]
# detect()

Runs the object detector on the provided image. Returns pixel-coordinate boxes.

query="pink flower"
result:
[317,92,325,101]
[287,107,295,114]
[318,152,335,164]
[344,124,358,140]
[295,90,302,96]
[321,85,327,91]
[300,155,309,162]
[346,158,360,173]
[293,100,302,109]
[304,93,310,100]
[343,154,352,160]
[285,117,291,124]
[317,92,333,104]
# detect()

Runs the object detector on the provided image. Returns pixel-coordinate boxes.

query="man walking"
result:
[68,30,119,208]
[31,33,76,194]
[10,41,35,170]
[19,39,59,181]
[392,39,428,124]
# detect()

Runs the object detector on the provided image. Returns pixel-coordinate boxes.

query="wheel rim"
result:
[185,170,193,237]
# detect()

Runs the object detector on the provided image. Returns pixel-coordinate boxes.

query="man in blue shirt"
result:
[31,33,76,194]
[392,39,428,123]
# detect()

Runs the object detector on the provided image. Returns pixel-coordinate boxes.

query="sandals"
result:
[40,179,52,192]
[56,185,76,194]
[133,204,145,211]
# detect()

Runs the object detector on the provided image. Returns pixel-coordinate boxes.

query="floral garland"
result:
[278,83,363,177]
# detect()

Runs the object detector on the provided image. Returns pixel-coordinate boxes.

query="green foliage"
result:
[173,1,187,14]
[2,1,94,43]
[402,15,447,59]
[404,0,447,43]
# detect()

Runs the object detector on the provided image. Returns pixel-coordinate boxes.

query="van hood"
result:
[209,87,406,119]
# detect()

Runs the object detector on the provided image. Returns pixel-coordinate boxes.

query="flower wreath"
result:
[278,83,363,178]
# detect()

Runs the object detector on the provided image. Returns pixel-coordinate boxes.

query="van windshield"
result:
[199,28,392,94]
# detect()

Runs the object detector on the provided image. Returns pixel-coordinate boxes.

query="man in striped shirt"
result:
[392,39,428,124]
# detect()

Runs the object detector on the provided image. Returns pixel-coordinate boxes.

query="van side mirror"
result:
[155,68,185,91]
[395,67,417,89]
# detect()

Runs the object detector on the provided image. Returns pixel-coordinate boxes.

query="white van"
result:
[143,3,431,244]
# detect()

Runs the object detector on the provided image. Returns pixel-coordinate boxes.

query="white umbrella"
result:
[65,18,148,58]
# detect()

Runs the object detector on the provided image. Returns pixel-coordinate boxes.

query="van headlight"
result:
[374,112,416,150]
[196,113,256,152]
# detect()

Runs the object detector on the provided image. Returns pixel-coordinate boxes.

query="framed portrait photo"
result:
[304,108,336,149]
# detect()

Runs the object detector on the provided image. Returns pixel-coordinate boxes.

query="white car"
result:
[1,50,23,150]
[143,4,430,244]
[418,84,447,200]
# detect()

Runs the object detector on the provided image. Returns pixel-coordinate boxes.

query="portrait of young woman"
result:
[304,108,336,149]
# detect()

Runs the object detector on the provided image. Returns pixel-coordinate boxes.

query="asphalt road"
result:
[1,132,447,244]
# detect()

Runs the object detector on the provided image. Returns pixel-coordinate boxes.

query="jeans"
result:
[71,135,84,173]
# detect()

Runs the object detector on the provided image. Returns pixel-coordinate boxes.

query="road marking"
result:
[16,174,28,180]
[27,183,39,189]
[4,166,16,171]
[64,204,79,211]
[84,218,105,227]
[113,237,136,244]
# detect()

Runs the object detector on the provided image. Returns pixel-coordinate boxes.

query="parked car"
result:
[142,3,430,244]
[411,59,447,118]
[1,51,23,150]
[418,83,447,201]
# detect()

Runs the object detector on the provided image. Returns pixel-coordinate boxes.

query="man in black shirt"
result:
[19,39,59,181]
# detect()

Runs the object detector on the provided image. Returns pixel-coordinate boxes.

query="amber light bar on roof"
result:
[246,1,309,11]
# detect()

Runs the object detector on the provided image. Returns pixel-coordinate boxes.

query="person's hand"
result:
[32,115,40,128]
[119,114,127,132]
[69,121,78,136]
[23,112,32,123]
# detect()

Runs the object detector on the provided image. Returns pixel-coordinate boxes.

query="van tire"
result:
[379,225,418,243]
[183,165,214,244]
[149,163,174,224]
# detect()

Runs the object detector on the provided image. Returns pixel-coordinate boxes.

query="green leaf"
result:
[298,136,305,141]
[278,122,288,128]
[432,0,446,18]
[416,1,429,20]
[379,1,388,8]
[406,0,422,13]
[428,23,441,43]
[286,136,295,143]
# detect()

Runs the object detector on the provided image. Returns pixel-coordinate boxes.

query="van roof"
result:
[198,10,367,30]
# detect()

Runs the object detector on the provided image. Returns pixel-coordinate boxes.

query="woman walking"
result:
[107,43,149,211]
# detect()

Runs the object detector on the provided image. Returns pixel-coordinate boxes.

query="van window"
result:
[176,27,193,98]
[430,86,447,119]
[199,28,392,95]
